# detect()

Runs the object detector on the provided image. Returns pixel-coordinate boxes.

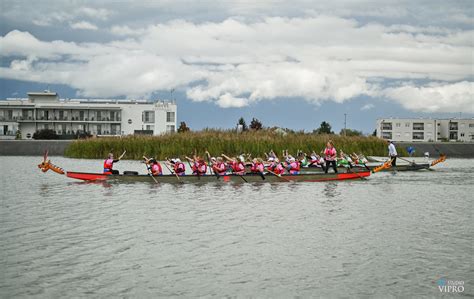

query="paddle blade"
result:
[43,150,49,162]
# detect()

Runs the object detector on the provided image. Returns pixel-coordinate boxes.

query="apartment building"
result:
[376,118,474,142]
[0,91,177,139]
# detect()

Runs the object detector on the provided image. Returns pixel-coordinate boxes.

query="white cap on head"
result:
[239,155,245,162]
[175,158,181,163]
[211,157,217,161]
[289,157,296,162]
[268,157,275,162]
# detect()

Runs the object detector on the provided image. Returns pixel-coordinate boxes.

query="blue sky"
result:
[0,1,473,133]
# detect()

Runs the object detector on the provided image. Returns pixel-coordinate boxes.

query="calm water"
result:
[1,156,472,297]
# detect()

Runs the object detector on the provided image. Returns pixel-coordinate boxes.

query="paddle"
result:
[346,165,367,180]
[205,151,220,179]
[118,150,126,160]
[221,153,247,182]
[398,156,418,166]
[185,156,200,180]
[265,168,291,182]
[142,156,159,184]
[164,157,180,181]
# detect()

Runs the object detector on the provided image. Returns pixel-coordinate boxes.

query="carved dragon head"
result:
[38,150,65,175]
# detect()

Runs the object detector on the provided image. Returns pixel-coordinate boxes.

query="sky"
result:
[0,0,473,133]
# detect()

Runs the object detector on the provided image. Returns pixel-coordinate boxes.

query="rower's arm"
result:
[184,156,193,162]
[221,154,232,161]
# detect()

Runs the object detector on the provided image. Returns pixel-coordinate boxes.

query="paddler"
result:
[143,156,163,176]
[250,158,264,173]
[297,151,310,168]
[169,158,186,176]
[267,157,285,175]
[323,140,338,173]
[337,150,352,169]
[212,157,228,175]
[185,155,208,175]
[286,157,301,175]
[148,159,163,176]
[222,154,246,175]
[387,140,398,166]
[103,152,124,174]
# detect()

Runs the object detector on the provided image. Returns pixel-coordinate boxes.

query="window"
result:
[449,122,458,130]
[450,132,458,140]
[405,122,410,127]
[470,124,474,128]
[381,132,392,139]
[460,133,465,137]
[413,132,424,140]
[166,112,175,123]
[381,122,392,130]
[396,123,401,127]
[146,125,154,131]
[143,111,155,123]
[413,123,424,130]
[166,125,175,133]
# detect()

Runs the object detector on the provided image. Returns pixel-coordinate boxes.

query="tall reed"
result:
[65,130,403,159]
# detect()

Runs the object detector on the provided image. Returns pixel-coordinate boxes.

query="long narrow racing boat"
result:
[65,170,371,183]
[37,154,370,183]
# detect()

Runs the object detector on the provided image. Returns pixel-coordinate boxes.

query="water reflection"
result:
[323,182,340,198]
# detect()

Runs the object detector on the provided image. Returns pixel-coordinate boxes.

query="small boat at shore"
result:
[298,154,446,173]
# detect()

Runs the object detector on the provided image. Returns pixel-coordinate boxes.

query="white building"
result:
[376,118,474,142]
[0,91,177,139]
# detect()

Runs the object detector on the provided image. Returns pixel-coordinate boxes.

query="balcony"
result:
[449,123,458,131]
[412,132,424,140]
[381,122,392,130]
[413,123,424,131]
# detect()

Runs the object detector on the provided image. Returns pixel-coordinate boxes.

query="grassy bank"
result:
[65,130,401,160]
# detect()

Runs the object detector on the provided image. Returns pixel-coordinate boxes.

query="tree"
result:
[372,129,377,137]
[32,129,58,140]
[76,131,92,139]
[313,121,333,134]
[237,117,248,131]
[249,118,263,130]
[177,121,190,133]
[339,128,363,136]
[15,129,22,140]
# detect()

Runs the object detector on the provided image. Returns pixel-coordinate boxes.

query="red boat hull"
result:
[67,171,109,181]
[65,170,370,183]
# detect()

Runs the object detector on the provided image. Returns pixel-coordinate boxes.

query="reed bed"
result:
[65,130,400,160]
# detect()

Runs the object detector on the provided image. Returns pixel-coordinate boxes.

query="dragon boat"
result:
[299,154,446,173]
[38,152,372,183]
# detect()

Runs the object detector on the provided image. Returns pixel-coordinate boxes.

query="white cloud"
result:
[383,81,474,113]
[360,103,375,111]
[0,15,472,111]
[110,25,146,36]
[70,21,98,30]
[78,7,110,20]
